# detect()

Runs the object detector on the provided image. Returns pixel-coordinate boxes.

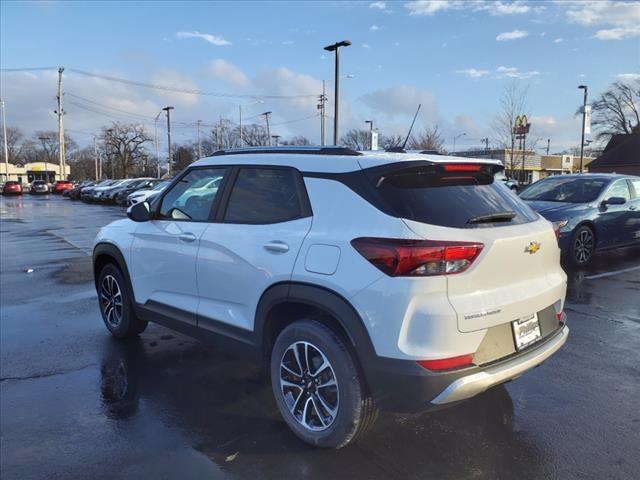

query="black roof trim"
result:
[211,146,362,157]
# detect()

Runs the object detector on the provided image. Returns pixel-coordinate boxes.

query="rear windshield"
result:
[374,165,538,228]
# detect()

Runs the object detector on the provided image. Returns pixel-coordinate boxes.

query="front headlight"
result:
[553,219,569,230]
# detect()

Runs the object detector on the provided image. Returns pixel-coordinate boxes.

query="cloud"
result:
[405,0,532,16]
[207,59,249,87]
[564,0,640,40]
[281,40,294,45]
[359,85,440,123]
[617,73,640,82]
[370,25,381,31]
[369,1,387,10]
[553,38,564,43]
[362,43,372,48]
[456,68,490,78]
[594,26,640,40]
[175,31,231,46]
[495,66,540,79]
[496,30,529,41]
[150,70,200,107]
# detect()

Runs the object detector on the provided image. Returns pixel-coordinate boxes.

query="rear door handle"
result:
[264,241,289,254]
[179,232,197,243]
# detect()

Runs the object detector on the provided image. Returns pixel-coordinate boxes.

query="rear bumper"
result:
[432,325,568,404]
[365,324,568,413]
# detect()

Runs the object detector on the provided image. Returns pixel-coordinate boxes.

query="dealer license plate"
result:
[513,313,542,351]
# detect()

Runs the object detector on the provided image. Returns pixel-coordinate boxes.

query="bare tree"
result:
[379,134,405,150]
[281,136,311,146]
[340,129,370,150]
[408,125,444,151]
[31,130,78,165]
[491,81,530,174]
[4,127,24,164]
[173,144,196,172]
[67,146,97,180]
[590,80,640,142]
[102,122,150,178]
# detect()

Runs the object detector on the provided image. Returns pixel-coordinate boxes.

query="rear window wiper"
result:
[467,211,516,224]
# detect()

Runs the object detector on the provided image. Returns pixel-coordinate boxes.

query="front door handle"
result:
[630,205,637,211]
[179,232,197,243]
[264,241,289,254]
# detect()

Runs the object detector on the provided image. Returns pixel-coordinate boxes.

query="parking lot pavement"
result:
[1,195,639,480]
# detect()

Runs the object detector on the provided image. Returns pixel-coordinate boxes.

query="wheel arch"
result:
[255,282,378,369]
[573,220,598,247]
[93,242,136,302]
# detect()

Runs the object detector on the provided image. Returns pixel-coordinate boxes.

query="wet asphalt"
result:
[1,194,639,480]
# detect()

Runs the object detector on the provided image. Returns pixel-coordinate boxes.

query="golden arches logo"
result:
[515,115,528,127]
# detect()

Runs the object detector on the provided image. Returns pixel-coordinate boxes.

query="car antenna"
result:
[402,103,421,150]
[386,104,422,153]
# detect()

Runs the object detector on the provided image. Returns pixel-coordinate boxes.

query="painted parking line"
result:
[584,265,640,280]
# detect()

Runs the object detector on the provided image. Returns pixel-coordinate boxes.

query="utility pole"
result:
[197,120,203,159]
[261,111,272,146]
[1,99,8,179]
[317,81,327,146]
[162,106,174,177]
[106,129,115,178]
[578,85,588,173]
[239,104,243,148]
[154,111,162,178]
[93,136,99,181]
[481,137,489,153]
[324,40,351,145]
[56,68,66,180]
[546,138,550,155]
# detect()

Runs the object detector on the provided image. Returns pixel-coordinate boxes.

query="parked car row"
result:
[1,180,74,196]
[67,178,172,206]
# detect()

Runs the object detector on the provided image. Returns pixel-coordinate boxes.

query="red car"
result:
[53,180,74,194]
[2,181,23,195]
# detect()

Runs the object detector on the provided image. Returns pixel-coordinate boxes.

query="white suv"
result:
[93,146,569,448]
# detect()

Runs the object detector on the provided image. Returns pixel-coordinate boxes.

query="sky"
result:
[1,0,639,156]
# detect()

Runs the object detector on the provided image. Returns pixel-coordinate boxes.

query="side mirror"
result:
[127,201,152,222]
[603,196,626,206]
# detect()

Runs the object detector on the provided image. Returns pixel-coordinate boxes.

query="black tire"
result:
[97,263,147,338]
[270,319,378,448]
[570,225,596,267]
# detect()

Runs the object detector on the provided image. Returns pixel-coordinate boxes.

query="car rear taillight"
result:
[351,237,483,277]
[417,354,474,372]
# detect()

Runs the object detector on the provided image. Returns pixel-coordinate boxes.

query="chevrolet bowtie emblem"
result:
[524,241,541,254]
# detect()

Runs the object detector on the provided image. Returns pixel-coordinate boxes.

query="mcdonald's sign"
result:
[513,115,531,135]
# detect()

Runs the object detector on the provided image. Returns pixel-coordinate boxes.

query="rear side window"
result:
[630,179,640,198]
[374,165,538,228]
[224,168,306,224]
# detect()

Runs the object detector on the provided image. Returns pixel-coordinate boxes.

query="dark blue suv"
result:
[520,174,640,266]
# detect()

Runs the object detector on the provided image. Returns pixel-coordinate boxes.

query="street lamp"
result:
[365,120,374,150]
[272,135,281,147]
[239,99,264,148]
[154,110,162,178]
[38,135,50,183]
[453,132,466,154]
[324,40,351,145]
[106,129,115,178]
[578,85,588,173]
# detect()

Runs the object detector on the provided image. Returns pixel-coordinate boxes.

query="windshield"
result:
[520,177,608,203]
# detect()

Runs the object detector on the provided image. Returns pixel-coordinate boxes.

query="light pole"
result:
[154,111,162,178]
[453,132,466,154]
[239,99,264,148]
[1,99,8,181]
[261,111,272,146]
[38,135,50,183]
[324,40,351,145]
[106,129,114,178]
[365,120,374,150]
[272,135,281,147]
[162,106,174,177]
[578,85,588,173]
[196,120,203,159]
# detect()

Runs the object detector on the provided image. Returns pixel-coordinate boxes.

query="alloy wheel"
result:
[279,341,339,432]
[574,229,594,264]
[100,275,123,327]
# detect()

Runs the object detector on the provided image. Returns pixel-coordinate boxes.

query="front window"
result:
[159,168,227,221]
[603,179,631,201]
[520,177,608,203]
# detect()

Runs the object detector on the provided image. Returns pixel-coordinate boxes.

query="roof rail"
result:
[211,146,362,157]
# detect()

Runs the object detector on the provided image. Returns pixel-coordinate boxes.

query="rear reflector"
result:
[443,164,482,172]
[351,237,483,277]
[417,354,474,372]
